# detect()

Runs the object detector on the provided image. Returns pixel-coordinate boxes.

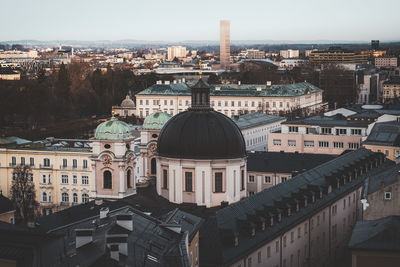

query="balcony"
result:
[39,164,53,169]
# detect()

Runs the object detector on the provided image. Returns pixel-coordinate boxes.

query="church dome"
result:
[121,95,135,108]
[157,79,246,160]
[94,117,133,140]
[143,111,172,130]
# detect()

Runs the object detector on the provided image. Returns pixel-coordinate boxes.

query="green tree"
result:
[10,165,38,223]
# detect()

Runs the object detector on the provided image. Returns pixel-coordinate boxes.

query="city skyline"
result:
[1,0,399,42]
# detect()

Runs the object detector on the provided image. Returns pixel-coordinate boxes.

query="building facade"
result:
[374,56,398,68]
[382,78,400,103]
[135,81,325,119]
[220,20,230,69]
[310,47,368,64]
[167,46,187,61]
[279,49,299,59]
[231,113,285,151]
[112,94,137,117]
[268,115,369,155]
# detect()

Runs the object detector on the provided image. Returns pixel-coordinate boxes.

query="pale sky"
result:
[1,0,399,42]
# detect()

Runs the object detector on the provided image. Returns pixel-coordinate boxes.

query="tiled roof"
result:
[232,113,285,130]
[348,216,400,251]
[364,121,400,147]
[364,164,399,196]
[200,149,389,266]
[247,151,337,174]
[137,82,322,98]
[283,114,370,127]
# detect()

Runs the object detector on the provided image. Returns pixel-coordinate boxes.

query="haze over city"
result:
[1,0,400,42]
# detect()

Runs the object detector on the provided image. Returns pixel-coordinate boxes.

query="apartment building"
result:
[280,49,299,59]
[310,47,368,64]
[135,81,325,118]
[374,56,398,68]
[268,115,369,155]
[382,78,400,103]
[200,149,389,267]
[232,113,286,151]
[167,46,187,61]
[246,151,336,196]
[0,139,92,215]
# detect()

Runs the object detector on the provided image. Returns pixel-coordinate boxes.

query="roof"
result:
[348,216,400,252]
[364,121,400,147]
[5,136,31,145]
[232,113,285,130]
[161,208,204,241]
[137,82,322,98]
[247,151,337,174]
[283,114,370,127]
[0,194,14,214]
[200,149,389,266]
[120,95,135,108]
[383,78,400,85]
[364,164,399,196]
[143,111,172,130]
[94,117,133,140]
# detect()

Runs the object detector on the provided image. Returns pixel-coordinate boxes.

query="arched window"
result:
[103,171,112,189]
[73,193,78,204]
[61,192,69,203]
[42,192,47,202]
[82,193,89,203]
[127,169,132,188]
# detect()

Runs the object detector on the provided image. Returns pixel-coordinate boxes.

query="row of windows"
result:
[60,175,89,185]
[273,139,359,149]
[60,192,89,204]
[103,170,132,189]
[162,169,246,193]
[10,157,88,169]
[248,175,287,184]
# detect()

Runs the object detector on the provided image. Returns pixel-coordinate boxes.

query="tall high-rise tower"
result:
[220,20,230,70]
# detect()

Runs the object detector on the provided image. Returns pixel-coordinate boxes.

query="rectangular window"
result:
[273,139,281,146]
[321,127,332,135]
[267,246,271,258]
[62,175,69,184]
[82,175,89,185]
[348,142,360,149]
[258,251,261,263]
[20,157,25,166]
[215,172,223,193]
[318,141,329,148]
[283,236,287,247]
[73,175,77,184]
[291,232,294,243]
[42,174,46,184]
[276,241,279,252]
[304,140,314,147]
[62,159,67,168]
[11,156,16,166]
[333,142,344,148]
[185,172,193,192]
[297,227,301,238]
[241,170,245,191]
[336,128,347,135]
[83,160,88,169]
[351,129,362,135]
[281,177,287,182]
[249,175,255,183]
[384,192,392,200]
[30,157,34,167]
[265,176,271,184]
[73,159,77,169]
[163,169,168,189]
[288,126,299,133]
[288,140,296,147]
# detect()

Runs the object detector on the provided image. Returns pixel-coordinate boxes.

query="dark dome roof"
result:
[157,110,246,159]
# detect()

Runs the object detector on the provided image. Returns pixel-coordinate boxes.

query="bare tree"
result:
[10,165,38,223]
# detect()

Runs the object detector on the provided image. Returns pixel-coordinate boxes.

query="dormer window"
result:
[270,217,274,226]
[312,194,315,203]
[328,185,332,193]
[261,222,266,231]
[251,227,256,237]
[234,236,239,247]
[278,213,282,222]
[296,203,299,212]
[287,208,291,216]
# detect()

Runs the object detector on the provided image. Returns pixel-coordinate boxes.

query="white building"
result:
[280,49,299,59]
[167,46,187,61]
[279,59,307,70]
[232,113,286,151]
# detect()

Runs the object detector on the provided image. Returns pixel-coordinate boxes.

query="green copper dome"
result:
[94,117,133,140]
[143,111,172,130]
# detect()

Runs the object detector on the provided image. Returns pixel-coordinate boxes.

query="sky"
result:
[1,0,399,42]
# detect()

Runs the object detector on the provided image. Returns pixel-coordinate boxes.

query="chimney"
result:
[173,80,177,84]
[215,86,221,91]
[162,224,182,233]
[116,214,133,231]
[178,79,182,83]
[100,207,109,219]
[76,229,93,248]
[266,81,272,86]
[156,80,162,85]
[182,78,186,83]
[238,81,241,85]
[256,86,262,92]
[164,80,170,85]
[110,244,119,261]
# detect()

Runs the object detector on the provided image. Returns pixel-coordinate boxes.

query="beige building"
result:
[167,46,186,61]
[0,140,92,215]
[280,49,299,59]
[220,20,230,69]
[374,56,398,68]
[268,115,369,155]
[112,95,137,117]
[382,78,400,103]
[0,68,20,80]
[135,81,326,119]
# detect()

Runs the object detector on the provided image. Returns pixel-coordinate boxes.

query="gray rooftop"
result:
[232,113,285,130]
[137,82,322,98]
[284,114,370,127]
[364,121,400,147]
[348,216,400,251]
